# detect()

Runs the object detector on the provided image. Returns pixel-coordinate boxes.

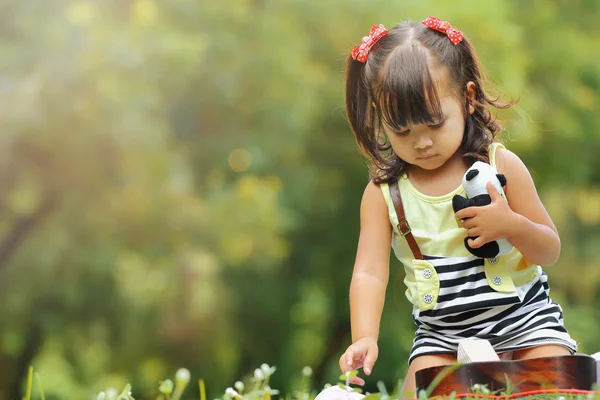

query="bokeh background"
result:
[2,0,600,398]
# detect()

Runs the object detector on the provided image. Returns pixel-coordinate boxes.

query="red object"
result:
[351,24,388,63]
[422,16,464,45]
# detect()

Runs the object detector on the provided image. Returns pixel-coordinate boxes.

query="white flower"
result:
[472,384,481,391]
[263,385,280,395]
[105,388,118,400]
[97,393,106,400]
[234,381,244,392]
[225,387,239,397]
[302,366,312,377]
[176,368,191,385]
[323,384,332,389]
[261,363,270,374]
[254,368,265,381]
[260,363,277,377]
[159,379,174,395]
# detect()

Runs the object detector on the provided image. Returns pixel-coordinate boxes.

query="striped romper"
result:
[379,143,577,364]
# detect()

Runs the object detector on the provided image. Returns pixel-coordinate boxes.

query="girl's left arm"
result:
[497,147,561,266]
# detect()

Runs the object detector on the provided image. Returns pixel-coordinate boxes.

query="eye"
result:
[429,119,446,129]
[393,129,410,137]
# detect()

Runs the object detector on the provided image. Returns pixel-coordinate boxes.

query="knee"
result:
[402,353,457,396]
[512,345,571,360]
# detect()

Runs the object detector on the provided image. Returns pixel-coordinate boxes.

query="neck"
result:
[408,151,467,180]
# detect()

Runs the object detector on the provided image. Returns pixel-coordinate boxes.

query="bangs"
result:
[374,45,444,131]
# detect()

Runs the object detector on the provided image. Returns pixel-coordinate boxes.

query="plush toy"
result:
[452,161,513,259]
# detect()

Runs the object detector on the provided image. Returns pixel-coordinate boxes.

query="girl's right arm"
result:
[340,180,392,382]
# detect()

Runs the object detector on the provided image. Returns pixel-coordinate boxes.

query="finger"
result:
[487,182,502,201]
[363,353,377,376]
[347,350,366,371]
[339,355,351,373]
[466,228,480,237]
[345,349,354,367]
[340,350,357,372]
[462,218,475,229]
[349,377,365,386]
[467,237,485,249]
[455,207,478,220]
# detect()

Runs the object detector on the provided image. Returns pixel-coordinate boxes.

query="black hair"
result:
[345,20,514,183]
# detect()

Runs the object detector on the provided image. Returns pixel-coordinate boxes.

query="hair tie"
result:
[422,16,463,45]
[351,24,388,63]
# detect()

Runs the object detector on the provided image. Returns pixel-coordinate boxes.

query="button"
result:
[488,257,499,264]
[423,268,432,279]
[492,276,503,285]
[423,293,434,303]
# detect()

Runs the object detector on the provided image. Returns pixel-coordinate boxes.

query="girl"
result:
[338,17,577,395]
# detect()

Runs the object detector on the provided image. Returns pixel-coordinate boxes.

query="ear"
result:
[496,173,507,187]
[466,169,479,181]
[466,81,476,115]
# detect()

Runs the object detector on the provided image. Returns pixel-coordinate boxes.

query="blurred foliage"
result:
[1,0,600,399]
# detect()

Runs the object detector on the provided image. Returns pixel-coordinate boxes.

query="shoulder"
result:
[494,147,537,197]
[494,146,529,178]
[362,180,387,206]
[360,180,392,223]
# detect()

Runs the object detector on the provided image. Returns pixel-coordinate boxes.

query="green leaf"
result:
[376,381,388,397]
[425,363,462,397]
[363,394,381,400]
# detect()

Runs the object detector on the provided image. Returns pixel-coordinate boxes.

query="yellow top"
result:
[379,143,542,311]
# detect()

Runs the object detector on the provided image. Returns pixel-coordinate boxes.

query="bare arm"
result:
[350,180,392,342]
[498,148,561,266]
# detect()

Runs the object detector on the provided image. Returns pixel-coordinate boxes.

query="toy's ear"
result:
[466,169,479,181]
[496,174,507,187]
[452,194,470,212]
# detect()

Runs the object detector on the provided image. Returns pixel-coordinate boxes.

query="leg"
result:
[512,344,571,360]
[401,354,456,398]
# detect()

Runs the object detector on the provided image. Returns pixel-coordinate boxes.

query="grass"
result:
[18,363,600,400]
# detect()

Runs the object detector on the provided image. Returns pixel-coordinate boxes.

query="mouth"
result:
[417,154,437,160]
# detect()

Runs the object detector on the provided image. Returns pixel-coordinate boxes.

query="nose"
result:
[413,134,433,150]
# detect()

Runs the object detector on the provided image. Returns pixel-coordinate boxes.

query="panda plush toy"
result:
[452,161,513,259]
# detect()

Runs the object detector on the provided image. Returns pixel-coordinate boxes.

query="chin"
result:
[416,157,445,170]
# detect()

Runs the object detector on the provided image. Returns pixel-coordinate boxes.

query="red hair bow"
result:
[422,16,463,45]
[351,24,388,63]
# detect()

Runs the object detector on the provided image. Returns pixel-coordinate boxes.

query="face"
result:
[381,91,468,171]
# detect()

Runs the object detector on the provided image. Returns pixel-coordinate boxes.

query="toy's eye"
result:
[466,169,479,181]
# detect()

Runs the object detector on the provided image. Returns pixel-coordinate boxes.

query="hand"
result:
[454,182,521,249]
[338,337,379,386]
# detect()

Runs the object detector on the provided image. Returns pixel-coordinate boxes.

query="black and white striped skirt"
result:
[408,256,577,365]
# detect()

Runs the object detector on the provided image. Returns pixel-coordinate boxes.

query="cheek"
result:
[446,119,466,143]
[386,136,410,156]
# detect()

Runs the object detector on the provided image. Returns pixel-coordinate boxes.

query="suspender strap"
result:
[389,181,423,260]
